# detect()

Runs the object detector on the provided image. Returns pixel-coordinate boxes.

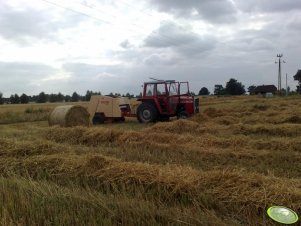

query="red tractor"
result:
[136,79,199,123]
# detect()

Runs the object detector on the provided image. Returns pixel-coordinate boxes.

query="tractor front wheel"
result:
[137,103,158,123]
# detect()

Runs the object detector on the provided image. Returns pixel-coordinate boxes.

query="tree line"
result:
[199,77,300,96]
[198,78,246,96]
[0,90,138,105]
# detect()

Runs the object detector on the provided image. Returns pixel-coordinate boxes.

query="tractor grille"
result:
[194,97,199,113]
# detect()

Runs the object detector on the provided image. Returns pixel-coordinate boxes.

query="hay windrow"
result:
[0,153,299,222]
[213,116,239,125]
[144,120,202,134]
[203,107,225,118]
[232,123,301,137]
[0,177,238,226]
[0,138,67,157]
[117,131,196,146]
[48,105,90,127]
[282,115,301,124]
[46,126,124,146]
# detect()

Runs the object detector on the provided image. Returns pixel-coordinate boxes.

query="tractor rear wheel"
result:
[137,103,158,123]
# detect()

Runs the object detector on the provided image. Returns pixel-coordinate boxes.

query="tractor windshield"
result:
[179,82,190,95]
[168,82,178,96]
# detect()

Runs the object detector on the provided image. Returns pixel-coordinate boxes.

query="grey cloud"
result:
[63,63,122,78]
[111,49,144,64]
[234,0,301,13]
[62,62,145,95]
[286,14,301,31]
[120,40,132,49]
[148,0,237,23]
[0,62,57,96]
[226,35,275,53]
[0,3,85,44]
[0,62,56,80]
[143,54,180,66]
[144,21,216,57]
[232,13,300,52]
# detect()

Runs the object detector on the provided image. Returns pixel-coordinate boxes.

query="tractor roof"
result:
[144,80,176,84]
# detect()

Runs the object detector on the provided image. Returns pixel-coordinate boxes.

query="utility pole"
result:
[275,54,286,92]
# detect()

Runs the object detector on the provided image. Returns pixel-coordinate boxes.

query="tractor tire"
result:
[137,103,158,123]
[92,114,105,124]
[177,111,188,119]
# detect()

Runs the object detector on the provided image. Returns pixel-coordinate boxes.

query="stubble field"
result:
[0,96,300,225]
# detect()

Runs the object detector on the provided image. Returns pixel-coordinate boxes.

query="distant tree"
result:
[198,87,210,95]
[85,90,101,101]
[29,95,37,103]
[9,95,14,104]
[248,85,256,95]
[125,92,134,98]
[85,90,93,101]
[65,95,71,102]
[214,85,225,95]
[20,93,29,104]
[225,78,245,95]
[57,92,64,102]
[293,70,301,94]
[37,92,47,103]
[10,94,20,104]
[0,92,3,105]
[49,94,57,103]
[71,92,80,102]
[136,92,142,98]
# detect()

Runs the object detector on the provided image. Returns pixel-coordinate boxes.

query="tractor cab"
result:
[137,80,199,123]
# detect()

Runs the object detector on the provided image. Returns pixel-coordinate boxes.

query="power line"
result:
[40,0,112,25]
[40,0,158,43]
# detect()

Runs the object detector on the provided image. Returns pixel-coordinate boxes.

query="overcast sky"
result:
[0,0,300,96]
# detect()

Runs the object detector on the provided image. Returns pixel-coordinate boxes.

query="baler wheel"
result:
[92,114,105,124]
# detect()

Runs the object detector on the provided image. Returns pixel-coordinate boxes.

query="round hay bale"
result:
[48,105,90,127]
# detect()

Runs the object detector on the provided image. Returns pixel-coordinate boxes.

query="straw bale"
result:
[48,105,90,127]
